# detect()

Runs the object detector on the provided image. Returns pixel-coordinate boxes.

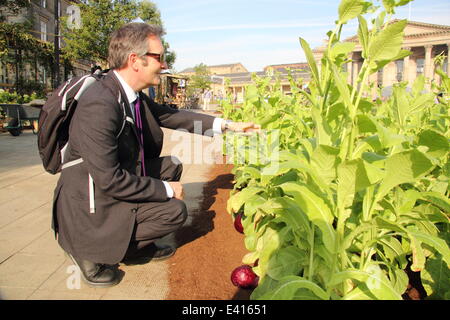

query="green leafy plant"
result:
[0,89,39,104]
[223,0,449,300]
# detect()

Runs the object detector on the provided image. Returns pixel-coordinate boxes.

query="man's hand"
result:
[168,181,184,200]
[222,121,262,133]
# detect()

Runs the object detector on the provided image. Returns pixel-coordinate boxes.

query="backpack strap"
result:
[61,158,83,170]
[61,74,128,215]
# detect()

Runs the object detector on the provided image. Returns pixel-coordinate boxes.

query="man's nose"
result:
[161,61,168,69]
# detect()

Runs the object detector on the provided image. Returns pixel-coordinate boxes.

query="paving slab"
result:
[0,112,224,300]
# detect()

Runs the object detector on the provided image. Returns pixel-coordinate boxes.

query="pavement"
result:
[0,110,225,300]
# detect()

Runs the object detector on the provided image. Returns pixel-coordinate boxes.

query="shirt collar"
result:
[113,70,139,105]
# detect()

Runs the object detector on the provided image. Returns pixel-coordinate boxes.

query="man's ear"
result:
[128,53,139,71]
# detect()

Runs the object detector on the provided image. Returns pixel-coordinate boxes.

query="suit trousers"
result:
[125,156,187,256]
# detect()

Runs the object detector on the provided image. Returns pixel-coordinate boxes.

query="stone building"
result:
[0,0,91,92]
[180,62,310,104]
[313,20,450,93]
[180,63,248,76]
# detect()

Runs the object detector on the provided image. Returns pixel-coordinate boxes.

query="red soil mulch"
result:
[167,162,253,300]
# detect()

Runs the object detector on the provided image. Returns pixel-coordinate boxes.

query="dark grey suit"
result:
[52,71,216,264]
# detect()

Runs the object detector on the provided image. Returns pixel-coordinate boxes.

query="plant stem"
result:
[322,24,343,113]
[347,60,371,159]
[308,224,315,282]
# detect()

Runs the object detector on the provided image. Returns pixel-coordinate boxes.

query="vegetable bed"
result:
[221,0,450,300]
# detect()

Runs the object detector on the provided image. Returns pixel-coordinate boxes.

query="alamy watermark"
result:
[66,5,82,30]
[168,121,280,173]
[66,265,81,289]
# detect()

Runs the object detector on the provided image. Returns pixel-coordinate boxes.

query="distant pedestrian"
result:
[203,89,212,110]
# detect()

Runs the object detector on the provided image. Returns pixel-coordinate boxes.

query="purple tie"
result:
[134,98,147,176]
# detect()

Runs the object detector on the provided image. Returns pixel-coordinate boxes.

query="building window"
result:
[377,68,383,87]
[395,60,404,82]
[40,20,47,41]
[416,58,425,75]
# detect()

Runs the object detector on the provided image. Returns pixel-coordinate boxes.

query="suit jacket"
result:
[52,71,216,264]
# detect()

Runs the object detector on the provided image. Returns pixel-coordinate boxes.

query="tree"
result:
[188,63,212,97]
[61,0,176,68]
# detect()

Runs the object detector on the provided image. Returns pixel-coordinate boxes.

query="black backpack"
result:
[37,70,116,174]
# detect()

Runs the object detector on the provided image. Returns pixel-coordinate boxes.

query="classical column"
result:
[403,47,411,84]
[347,53,353,85]
[447,44,450,77]
[352,60,359,87]
[424,45,433,82]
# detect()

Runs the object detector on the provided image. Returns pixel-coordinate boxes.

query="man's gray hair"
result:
[108,23,164,69]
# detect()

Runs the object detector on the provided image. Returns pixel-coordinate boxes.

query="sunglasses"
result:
[142,52,165,63]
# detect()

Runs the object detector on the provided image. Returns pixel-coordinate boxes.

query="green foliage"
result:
[223,0,450,300]
[187,63,212,96]
[61,0,175,67]
[0,89,39,104]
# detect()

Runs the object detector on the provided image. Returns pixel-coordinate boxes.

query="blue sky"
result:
[151,0,450,73]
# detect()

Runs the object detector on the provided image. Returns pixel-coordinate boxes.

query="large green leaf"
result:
[261,157,332,196]
[382,0,414,14]
[253,227,281,279]
[408,229,450,268]
[357,15,369,58]
[229,187,265,213]
[267,246,307,280]
[338,0,369,24]
[257,276,330,300]
[363,264,403,300]
[421,253,450,299]
[311,145,340,184]
[418,130,450,158]
[357,114,378,133]
[392,84,410,128]
[337,159,372,214]
[362,160,385,184]
[243,194,267,218]
[379,237,408,268]
[331,63,353,113]
[418,192,450,214]
[369,49,411,74]
[280,182,336,253]
[409,92,434,114]
[377,149,434,201]
[409,234,426,272]
[312,107,333,145]
[270,197,312,234]
[337,265,403,300]
[300,37,321,95]
[330,41,355,65]
[368,19,407,62]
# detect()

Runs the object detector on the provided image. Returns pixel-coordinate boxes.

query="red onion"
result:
[234,212,244,234]
[231,265,259,289]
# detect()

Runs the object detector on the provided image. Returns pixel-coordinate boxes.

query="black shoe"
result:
[67,253,120,288]
[121,243,176,265]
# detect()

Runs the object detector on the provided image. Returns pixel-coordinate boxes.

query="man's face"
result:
[137,35,167,87]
